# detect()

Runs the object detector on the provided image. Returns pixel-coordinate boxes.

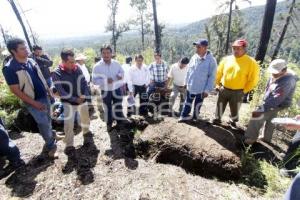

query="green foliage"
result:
[260,161,291,198]
[115,53,125,64]
[82,48,97,72]
[240,148,291,198]
[0,80,20,109]
[141,48,154,65]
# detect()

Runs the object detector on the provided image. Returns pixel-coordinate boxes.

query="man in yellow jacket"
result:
[213,39,260,128]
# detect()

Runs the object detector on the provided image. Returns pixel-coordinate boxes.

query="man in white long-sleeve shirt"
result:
[127,54,150,116]
[92,44,126,132]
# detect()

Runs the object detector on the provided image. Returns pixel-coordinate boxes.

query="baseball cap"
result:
[268,59,287,74]
[193,39,208,46]
[232,39,248,47]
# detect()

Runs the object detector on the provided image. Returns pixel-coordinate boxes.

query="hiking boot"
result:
[212,119,222,125]
[228,121,237,129]
[83,131,93,146]
[106,123,114,132]
[178,117,188,123]
[48,146,58,159]
[53,131,65,141]
[0,159,25,179]
[64,146,76,157]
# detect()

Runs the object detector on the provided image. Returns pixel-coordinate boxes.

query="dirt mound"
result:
[134,117,243,180]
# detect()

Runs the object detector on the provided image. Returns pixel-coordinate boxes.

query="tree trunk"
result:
[152,0,160,53]
[255,0,277,63]
[225,0,234,55]
[8,0,33,51]
[271,0,295,60]
[0,24,7,44]
[141,14,145,51]
[112,12,117,53]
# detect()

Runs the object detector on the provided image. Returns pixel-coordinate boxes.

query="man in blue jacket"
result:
[244,59,298,145]
[178,39,217,122]
[52,49,91,154]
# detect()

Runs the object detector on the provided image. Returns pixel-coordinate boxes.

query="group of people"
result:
[0,37,300,199]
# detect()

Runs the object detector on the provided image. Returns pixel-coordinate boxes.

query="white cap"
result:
[268,59,287,74]
[75,54,87,61]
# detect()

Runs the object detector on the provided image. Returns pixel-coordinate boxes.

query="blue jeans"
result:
[0,118,21,163]
[101,88,125,125]
[26,97,56,150]
[180,90,204,120]
[285,172,300,200]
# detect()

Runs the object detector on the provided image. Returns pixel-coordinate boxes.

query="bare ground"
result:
[0,95,289,200]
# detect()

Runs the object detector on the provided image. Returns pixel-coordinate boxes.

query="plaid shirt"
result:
[148,61,168,83]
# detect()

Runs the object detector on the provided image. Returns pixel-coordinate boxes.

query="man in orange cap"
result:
[213,39,260,128]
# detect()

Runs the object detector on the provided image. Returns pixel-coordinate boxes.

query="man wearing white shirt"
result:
[167,57,189,115]
[75,54,91,83]
[92,44,126,132]
[122,57,132,85]
[127,54,150,116]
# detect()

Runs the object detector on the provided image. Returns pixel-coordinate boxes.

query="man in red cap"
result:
[213,39,260,128]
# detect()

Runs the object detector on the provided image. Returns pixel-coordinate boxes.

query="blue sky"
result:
[0,0,279,39]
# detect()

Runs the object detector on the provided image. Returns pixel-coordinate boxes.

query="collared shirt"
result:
[148,61,168,83]
[92,59,124,91]
[122,63,131,84]
[3,58,47,100]
[216,54,260,93]
[168,63,188,86]
[185,52,217,94]
[127,64,150,92]
[78,63,91,83]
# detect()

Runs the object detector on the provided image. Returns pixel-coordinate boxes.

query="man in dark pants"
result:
[213,39,260,129]
[0,117,24,179]
[92,44,127,132]
[127,54,150,117]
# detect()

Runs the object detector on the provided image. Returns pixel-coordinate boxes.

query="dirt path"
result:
[0,95,286,200]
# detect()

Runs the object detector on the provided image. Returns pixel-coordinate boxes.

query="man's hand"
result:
[53,111,59,118]
[116,74,122,80]
[215,85,223,92]
[202,92,209,98]
[252,111,263,118]
[32,101,47,111]
[76,97,85,104]
[107,78,113,84]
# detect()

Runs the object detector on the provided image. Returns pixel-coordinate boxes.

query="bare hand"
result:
[252,111,263,118]
[116,75,122,80]
[33,101,46,111]
[202,92,209,98]
[76,97,85,104]
[53,111,59,118]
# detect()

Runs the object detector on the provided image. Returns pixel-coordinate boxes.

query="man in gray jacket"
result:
[244,59,298,145]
